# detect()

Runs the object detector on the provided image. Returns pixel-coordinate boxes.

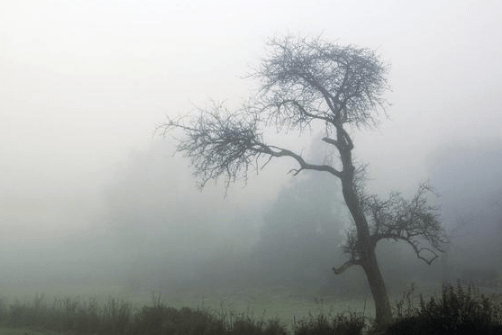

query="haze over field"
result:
[1,0,502,307]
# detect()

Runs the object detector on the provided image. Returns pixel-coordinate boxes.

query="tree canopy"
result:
[163,36,389,187]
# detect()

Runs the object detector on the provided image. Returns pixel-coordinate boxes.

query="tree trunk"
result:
[339,156,393,324]
[361,248,393,324]
[345,195,393,324]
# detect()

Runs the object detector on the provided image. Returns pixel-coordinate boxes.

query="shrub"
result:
[384,282,502,335]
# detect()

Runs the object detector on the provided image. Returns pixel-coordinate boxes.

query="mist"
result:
[1,0,502,320]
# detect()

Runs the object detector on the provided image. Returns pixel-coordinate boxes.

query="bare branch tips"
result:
[365,182,448,265]
[160,103,343,190]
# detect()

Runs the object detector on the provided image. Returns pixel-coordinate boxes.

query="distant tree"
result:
[161,35,446,324]
[103,141,249,289]
[253,169,343,286]
[430,144,502,285]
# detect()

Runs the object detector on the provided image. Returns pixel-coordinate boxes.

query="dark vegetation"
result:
[375,282,502,335]
[1,283,501,335]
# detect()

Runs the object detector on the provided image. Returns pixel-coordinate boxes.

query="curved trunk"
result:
[342,180,392,324]
[338,143,392,324]
[361,247,392,324]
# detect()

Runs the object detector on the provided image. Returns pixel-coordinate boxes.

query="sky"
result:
[1,1,502,292]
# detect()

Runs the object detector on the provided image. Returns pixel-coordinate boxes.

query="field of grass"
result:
[0,282,501,334]
[0,284,370,331]
[0,283,374,335]
[0,327,61,335]
[151,285,371,323]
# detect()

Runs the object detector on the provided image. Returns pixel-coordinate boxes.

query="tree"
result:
[253,169,343,287]
[161,35,446,324]
[429,143,502,285]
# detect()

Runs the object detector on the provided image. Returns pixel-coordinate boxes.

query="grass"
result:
[149,284,372,326]
[0,282,369,326]
[0,327,61,335]
[0,287,368,335]
[0,282,500,335]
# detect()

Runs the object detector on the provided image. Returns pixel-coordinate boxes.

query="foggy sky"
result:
[1,1,502,295]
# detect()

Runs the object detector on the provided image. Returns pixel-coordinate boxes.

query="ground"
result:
[0,327,60,335]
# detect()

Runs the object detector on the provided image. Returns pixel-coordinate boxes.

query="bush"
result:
[384,282,502,335]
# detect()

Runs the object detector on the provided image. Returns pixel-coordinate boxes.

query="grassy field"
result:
[149,286,369,319]
[0,327,61,335]
[0,280,454,324]
[0,283,377,334]
[1,283,372,329]
[1,282,500,334]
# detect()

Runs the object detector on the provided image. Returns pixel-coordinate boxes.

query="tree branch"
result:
[160,106,343,191]
[333,259,360,275]
[257,36,389,132]
[254,143,342,178]
[364,182,448,265]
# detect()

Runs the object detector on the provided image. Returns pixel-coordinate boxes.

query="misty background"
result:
[1,1,502,301]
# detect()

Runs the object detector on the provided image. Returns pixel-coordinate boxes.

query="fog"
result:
[1,0,502,306]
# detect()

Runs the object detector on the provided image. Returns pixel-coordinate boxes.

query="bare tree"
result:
[161,36,446,324]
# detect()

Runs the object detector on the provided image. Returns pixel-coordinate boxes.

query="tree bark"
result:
[342,180,392,324]
[361,248,393,324]
[338,142,393,325]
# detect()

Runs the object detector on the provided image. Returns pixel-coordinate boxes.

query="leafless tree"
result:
[161,35,446,324]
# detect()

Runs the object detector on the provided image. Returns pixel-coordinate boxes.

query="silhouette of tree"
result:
[162,35,446,324]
